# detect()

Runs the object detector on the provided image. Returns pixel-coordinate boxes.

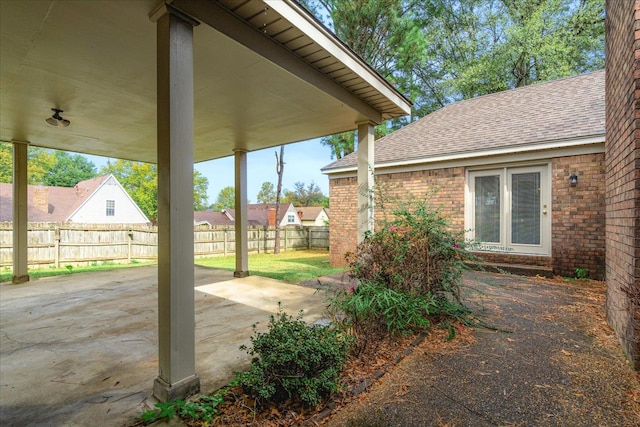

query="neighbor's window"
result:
[106,200,115,216]
[287,214,295,223]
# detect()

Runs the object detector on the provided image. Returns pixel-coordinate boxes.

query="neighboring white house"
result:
[0,174,150,224]
[296,207,329,226]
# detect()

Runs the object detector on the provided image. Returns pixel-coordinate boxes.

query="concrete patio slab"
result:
[0,265,327,426]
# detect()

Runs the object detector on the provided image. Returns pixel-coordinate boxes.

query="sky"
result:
[83,138,337,206]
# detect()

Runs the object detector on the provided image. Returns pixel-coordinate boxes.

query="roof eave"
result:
[322,134,606,175]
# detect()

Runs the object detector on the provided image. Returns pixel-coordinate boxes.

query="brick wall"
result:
[329,176,358,266]
[604,0,640,369]
[551,153,606,279]
[328,167,465,266]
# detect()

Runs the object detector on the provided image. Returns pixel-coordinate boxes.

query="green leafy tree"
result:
[193,171,209,211]
[0,143,13,183]
[1,143,95,185]
[414,0,604,114]
[302,0,604,136]
[101,160,158,222]
[100,160,209,223]
[283,181,328,207]
[42,151,97,186]
[213,186,235,211]
[301,0,426,158]
[256,182,276,204]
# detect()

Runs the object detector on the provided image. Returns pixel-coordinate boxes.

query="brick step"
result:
[471,262,554,278]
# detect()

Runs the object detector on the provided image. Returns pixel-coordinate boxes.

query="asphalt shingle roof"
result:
[0,175,111,222]
[322,70,605,172]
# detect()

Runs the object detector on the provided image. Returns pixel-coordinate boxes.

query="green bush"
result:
[329,280,438,336]
[235,308,352,407]
[346,200,475,300]
[331,200,478,345]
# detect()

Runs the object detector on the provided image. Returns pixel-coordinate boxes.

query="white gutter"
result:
[323,135,605,175]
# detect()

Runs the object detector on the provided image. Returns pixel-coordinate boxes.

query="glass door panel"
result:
[511,172,541,245]
[474,175,501,243]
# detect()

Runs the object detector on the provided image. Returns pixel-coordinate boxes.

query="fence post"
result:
[307,226,311,249]
[223,228,228,256]
[284,227,287,251]
[127,229,133,263]
[54,226,60,268]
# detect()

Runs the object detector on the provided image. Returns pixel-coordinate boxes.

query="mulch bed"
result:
[195,330,433,426]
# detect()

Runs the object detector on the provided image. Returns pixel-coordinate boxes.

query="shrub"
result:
[330,280,438,336]
[346,200,475,301]
[235,307,352,407]
[331,200,478,346]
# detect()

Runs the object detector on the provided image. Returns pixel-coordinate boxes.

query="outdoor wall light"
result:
[46,108,70,127]
[569,173,578,186]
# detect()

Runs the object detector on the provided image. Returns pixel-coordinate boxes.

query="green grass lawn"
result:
[196,250,346,283]
[0,260,156,283]
[1,250,345,284]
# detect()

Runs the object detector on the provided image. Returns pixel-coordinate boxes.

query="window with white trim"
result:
[466,164,550,255]
[287,214,295,223]
[106,200,115,216]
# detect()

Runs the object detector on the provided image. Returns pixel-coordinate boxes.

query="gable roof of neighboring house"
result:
[0,174,149,223]
[322,70,605,173]
[195,203,299,227]
[227,203,298,226]
[296,206,329,221]
[194,210,234,227]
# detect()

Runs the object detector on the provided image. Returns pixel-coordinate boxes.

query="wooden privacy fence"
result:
[0,223,329,269]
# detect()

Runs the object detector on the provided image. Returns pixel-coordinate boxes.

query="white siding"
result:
[279,204,303,226]
[300,209,329,226]
[69,176,149,224]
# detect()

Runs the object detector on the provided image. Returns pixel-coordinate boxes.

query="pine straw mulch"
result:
[179,323,473,427]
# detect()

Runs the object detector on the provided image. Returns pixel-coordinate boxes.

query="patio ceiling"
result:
[0,0,411,164]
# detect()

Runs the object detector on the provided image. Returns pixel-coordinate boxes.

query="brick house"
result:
[323,70,606,279]
[603,0,640,370]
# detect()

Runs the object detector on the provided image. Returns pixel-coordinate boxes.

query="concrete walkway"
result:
[0,265,327,426]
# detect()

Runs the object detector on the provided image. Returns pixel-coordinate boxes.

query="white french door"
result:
[467,165,550,255]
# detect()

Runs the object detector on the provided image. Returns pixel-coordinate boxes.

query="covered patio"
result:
[0,265,328,425]
[0,0,410,402]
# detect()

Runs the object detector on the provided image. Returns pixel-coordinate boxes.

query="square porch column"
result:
[12,140,29,284]
[151,4,200,402]
[233,148,249,277]
[357,121,375,244]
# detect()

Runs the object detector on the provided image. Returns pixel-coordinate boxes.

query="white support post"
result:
[151,4,200,402]
[357,121,375,244]
[233,149,249,277]
[12,141,29,284]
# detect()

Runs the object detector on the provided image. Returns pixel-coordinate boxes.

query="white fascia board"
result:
[266,0,411,116]
[325,136,605,178]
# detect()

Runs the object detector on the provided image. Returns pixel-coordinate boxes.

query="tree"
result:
[100,160,209,223]
[42,151,97,187]
[302,0,426,158]
[413,0,605,114]
[302,0,605,129]
[213,186,235,211]
[283,181,328,207]
[256,182,276,204]
[193,172,210,211]
[0,143,13,183]
[274,146,285,254]
[0,143,97,185]
[100,160,159,223]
